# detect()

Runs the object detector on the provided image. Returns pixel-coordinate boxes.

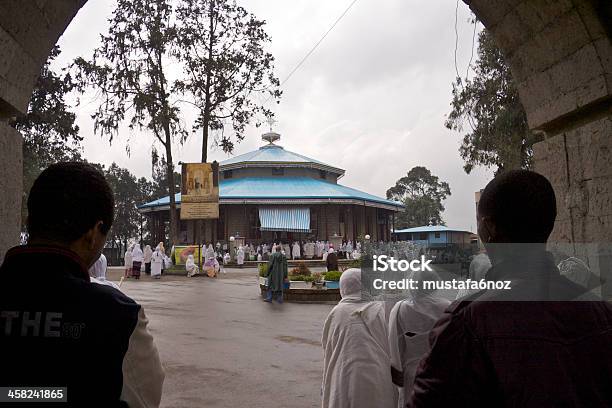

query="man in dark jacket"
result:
[409,170,612,407]
[265,244,288,303]
[0,162,164,407]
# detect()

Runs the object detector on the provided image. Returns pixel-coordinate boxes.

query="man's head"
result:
[478,170,556,244]
[27,162,114,268]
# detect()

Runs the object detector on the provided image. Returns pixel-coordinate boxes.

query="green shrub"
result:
[304,275,315,282]
[347,259,361,269]
[258,263,268,277]
[324,271,342,281]
[290,275,306,281]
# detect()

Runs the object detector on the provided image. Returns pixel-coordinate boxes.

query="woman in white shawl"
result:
[151,244,164,279]
[205,244,215,262]
[131,243,144,280]
[124,245,133,278]
[292,241,301,260]
[143,245,153,275]
[89,253,108,280]
[186,254,199,277]
[388,269,450,407]
[236,246,245,267]
[322,269,397,408]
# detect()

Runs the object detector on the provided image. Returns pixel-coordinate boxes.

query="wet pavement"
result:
[113,269,334,408]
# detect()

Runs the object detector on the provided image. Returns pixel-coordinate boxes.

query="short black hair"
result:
[27,162,114,243]
[478,170,556,243]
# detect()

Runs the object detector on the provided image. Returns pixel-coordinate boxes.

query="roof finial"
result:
[262,116,280,145]
[266,116,277,133]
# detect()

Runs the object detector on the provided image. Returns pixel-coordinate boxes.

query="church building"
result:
[138,132,403,246]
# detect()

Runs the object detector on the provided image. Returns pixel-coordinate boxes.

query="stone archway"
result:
[0,0,610,265]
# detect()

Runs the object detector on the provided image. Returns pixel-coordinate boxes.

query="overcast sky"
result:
[55,0,493,232]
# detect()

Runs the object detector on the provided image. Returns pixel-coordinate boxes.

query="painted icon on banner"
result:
[181,162,219,219]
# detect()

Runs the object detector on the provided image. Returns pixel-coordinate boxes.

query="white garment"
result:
[456,253,492,299]
[388,295,450,407]
[322,298,397,408]
[89,254,107,280]
[120,308,165,407]
[292,242,301,259]
[132,244,144,263]
[151,249,163,277]
[143,245,153,263]
[90,275,119,290]
[237,247,245,265]
[186,255,199,277]
[124,248,133,268]
[223,252,231,265]
[205,244,215,261]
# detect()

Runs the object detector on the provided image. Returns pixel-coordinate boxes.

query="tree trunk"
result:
[164,134,179,248]
[202,124,209,163]
[201,0,215,163]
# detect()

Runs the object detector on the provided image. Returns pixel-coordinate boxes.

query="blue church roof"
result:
[139,177,402,210]
[220,144,345,176]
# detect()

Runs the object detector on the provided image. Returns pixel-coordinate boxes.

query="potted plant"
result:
[312,272,324,289]
[289,274,310,289]
[324,271,342,289]
[258,263,268,286]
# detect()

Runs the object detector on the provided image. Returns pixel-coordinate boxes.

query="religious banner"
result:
[180,162,219,220]
[173,245,202,265]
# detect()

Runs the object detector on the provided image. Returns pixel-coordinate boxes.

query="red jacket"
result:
[409,252,612,408]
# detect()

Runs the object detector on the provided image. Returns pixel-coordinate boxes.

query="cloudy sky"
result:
[55,0,493,232]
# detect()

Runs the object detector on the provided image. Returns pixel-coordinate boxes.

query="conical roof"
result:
[219,133,345,176]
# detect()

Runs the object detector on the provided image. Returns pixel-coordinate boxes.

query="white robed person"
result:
[321,268,397,408]
[186,254,199,277]
[388,268,450,407]
[123,245,133,278]
[89,254,120,290]
[151,244,164,279]
[236,246,245,267]
[292,241,301,260]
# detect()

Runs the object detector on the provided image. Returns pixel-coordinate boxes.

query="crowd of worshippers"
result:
[3,162,611,407]
[230,240,362,263]
[120,242,169,280]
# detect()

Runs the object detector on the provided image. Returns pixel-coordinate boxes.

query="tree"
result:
[73,0,187,246]
[103,163,153,247]
[175,0,281,162]
[386,166,451,229]
[151,147,180,199]
[11,45,83,230]
[445,29,538,175]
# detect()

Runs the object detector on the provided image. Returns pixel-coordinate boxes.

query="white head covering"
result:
[186,254,196,269]
[206,244,215,260]
[339,268,361,299]
[132,243,144,262]
[89,254,107,280]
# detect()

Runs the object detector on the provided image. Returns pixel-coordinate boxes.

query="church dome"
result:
[219,132,345,177]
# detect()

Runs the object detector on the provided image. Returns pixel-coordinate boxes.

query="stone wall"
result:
[0,0,87,262]
[0,123,22,262]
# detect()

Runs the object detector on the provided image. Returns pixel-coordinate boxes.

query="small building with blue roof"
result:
[139,132,403,245]
[392,225,478,248]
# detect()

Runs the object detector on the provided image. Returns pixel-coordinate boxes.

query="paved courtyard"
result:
[110,269,334,408]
